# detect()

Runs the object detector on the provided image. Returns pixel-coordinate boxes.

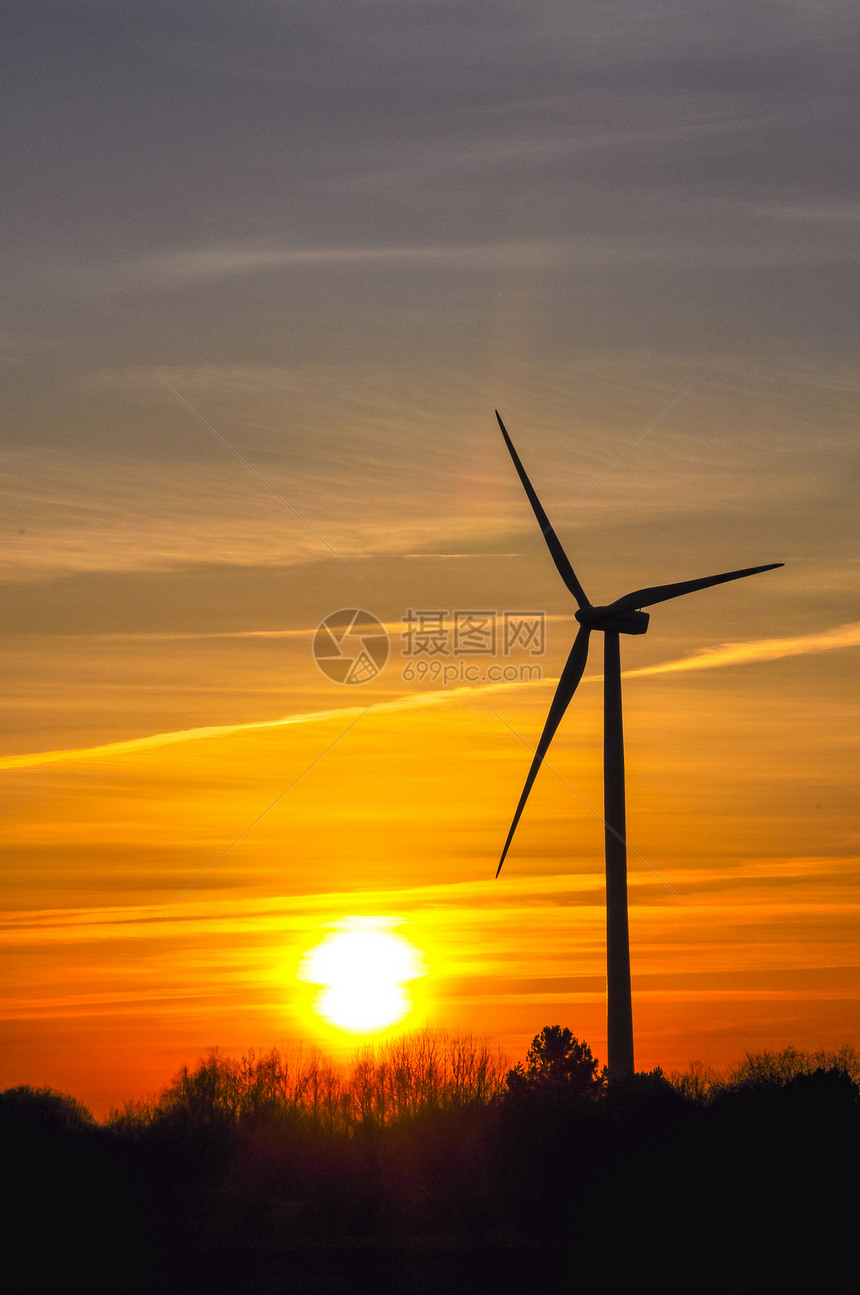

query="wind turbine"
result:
[494,412,782,1081]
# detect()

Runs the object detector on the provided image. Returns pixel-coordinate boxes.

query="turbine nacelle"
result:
[575,606,650,635]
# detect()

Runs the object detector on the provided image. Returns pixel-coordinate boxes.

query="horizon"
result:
[8,1019,859,1125]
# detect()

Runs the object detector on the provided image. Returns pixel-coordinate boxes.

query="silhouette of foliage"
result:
[666,1057,722,1102]
[4,1031,859,1292]
[2,1086,146,1293]
[505,1025,603,1101]
[108,1028,507,1137]
[667,1044,860,1105]
[725,1044,860,1093]
[0,1084,95,1134]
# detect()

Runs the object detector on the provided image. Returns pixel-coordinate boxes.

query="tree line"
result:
[3,1029,858,1294]
[108,1028,508,1136]
[95,1029,860,1136]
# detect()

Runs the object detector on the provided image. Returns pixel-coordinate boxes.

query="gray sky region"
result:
[3,6,860,1100]
[2,0,858,780]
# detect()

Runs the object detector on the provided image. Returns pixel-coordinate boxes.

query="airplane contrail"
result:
[623,620,860,679]
[0,680,525,771]
[2,621,857,772]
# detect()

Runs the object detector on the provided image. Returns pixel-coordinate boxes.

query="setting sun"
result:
[298,919,427,1032]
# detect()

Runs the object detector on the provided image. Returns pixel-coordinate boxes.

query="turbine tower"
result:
[495,411,782,1081]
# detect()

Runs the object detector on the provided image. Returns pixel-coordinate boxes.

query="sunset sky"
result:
[2,1,859,1116]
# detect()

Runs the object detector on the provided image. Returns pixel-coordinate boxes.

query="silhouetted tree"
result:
[347,1029,506,1127]
[506,1026,603,1101]
[725,1045,860,1095]
[0,1084,95,1134]
[2,1085,145,1292]
[667,1059,721,1104]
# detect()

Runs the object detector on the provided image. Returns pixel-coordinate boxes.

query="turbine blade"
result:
[496,626,591,877]
[496,411,590,608]
[607,563,784,614]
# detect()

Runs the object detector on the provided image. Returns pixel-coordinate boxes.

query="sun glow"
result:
[298,918,427,1032]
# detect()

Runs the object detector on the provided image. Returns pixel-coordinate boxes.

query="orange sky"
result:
[3,578,858,1114]
[2,5,859,1117]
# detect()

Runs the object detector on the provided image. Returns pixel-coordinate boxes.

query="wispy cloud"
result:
[3,621,858,772]
[623,621,860,679]
[133,240,570,284]
[116,231,860,293]
[0,679,535,772]
[0,871,607,949]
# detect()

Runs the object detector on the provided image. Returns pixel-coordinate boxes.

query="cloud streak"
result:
[0,679,532,772]
[135,240,568,283]
[623,621,860,679]
[2,623,858,773]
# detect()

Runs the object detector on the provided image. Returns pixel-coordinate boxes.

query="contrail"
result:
[0,679,531,771]
[2,622,857,772]
[622,620,860,679]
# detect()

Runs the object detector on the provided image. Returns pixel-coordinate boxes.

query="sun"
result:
[298,918,427,1032]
